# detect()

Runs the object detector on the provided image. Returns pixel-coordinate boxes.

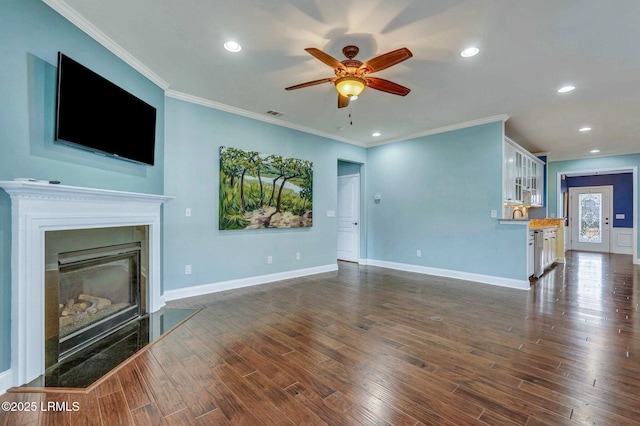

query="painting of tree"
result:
[219,147,313,230]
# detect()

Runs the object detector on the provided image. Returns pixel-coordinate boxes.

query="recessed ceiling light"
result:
[579,127,592,132]
[590,149,600,153]
[557,85,575,93]
[460,47,479,58]
[350,95,358,101]
[223,41,242,52]
[372,132,381,137]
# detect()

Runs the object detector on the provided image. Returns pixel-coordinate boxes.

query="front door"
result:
[337,174,360,262]
[569,186,612,252]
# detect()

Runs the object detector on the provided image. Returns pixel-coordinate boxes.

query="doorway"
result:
[569,185,612,252]
[337,171,360,263]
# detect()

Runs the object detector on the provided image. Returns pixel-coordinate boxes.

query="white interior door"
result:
[337,174,360,262]
[569,186,612,252]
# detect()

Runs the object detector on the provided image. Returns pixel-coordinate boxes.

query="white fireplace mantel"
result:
[0,181,173,388]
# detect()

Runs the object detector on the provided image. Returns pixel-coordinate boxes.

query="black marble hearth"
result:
[23,308,197,389]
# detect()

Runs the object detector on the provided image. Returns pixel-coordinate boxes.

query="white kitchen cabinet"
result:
[530,161,539,205]
[529,160,544,207]
[536,162,544,206]
[503,142,519,204]
[542,228,557,269]
[528,231,535,278]
[503,138,545,207]
[522,156,531,191]
[515,150,523,203]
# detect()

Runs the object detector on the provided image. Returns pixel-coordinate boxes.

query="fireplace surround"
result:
[0,181,173,388]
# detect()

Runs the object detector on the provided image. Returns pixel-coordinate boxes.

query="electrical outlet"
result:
[296,252,301,260]
[185,208,192,217]
[416,249,422,258]
[490,209,497,218]
[184,264,192,275]
[267,256,273,264]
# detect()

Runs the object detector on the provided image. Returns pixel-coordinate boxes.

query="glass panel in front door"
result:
[578,193,602,243]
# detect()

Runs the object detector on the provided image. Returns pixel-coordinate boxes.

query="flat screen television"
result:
[55,52,157,165]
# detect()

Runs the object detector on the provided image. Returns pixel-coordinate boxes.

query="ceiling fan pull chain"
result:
[349,110,353,126]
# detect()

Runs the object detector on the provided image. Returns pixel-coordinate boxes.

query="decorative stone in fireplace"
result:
[0,181,173,389]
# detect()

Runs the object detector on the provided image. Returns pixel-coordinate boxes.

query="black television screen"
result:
[55,53,157,165]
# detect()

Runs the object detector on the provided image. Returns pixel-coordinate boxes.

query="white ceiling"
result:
[46,0,640,161]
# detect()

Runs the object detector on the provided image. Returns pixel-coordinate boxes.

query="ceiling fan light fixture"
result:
[335,76,366,98]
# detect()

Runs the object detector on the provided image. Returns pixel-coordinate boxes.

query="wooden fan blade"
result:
[338,94,350,108]
[285,77,334,91]
[305,48,346,70]
[366,77,411,96]
[360,48,413,73]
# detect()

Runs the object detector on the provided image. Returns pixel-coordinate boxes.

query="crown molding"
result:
[165,90,367,147]
[166,90,509,149]
[39,0,508,149]
[367,114,510,147]
[42,0,170,90]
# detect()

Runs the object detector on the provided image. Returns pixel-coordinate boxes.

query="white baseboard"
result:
[362,259,531,291]
[164,264,339,301]
[0,368,12,395]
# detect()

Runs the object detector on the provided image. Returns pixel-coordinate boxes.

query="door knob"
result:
[353,222,358,225]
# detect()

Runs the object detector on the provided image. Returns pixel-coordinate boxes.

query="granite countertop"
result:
[529,218,565,229]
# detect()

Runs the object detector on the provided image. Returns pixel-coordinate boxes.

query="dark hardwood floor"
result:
[2,250,639,425]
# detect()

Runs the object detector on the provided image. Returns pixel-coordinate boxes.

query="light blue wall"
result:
[0,0,164,193]
[0,0,553,381]
[366,121,527,279]
[0,0,165,373]
[162,98,367,290]
[548,154,640,259]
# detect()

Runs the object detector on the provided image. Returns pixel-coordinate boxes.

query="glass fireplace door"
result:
[49,242,142,365]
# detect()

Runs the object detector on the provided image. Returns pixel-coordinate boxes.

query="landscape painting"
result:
[219,147,313,230]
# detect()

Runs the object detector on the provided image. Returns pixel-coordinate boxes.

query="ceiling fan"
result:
[285,45,413,108]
